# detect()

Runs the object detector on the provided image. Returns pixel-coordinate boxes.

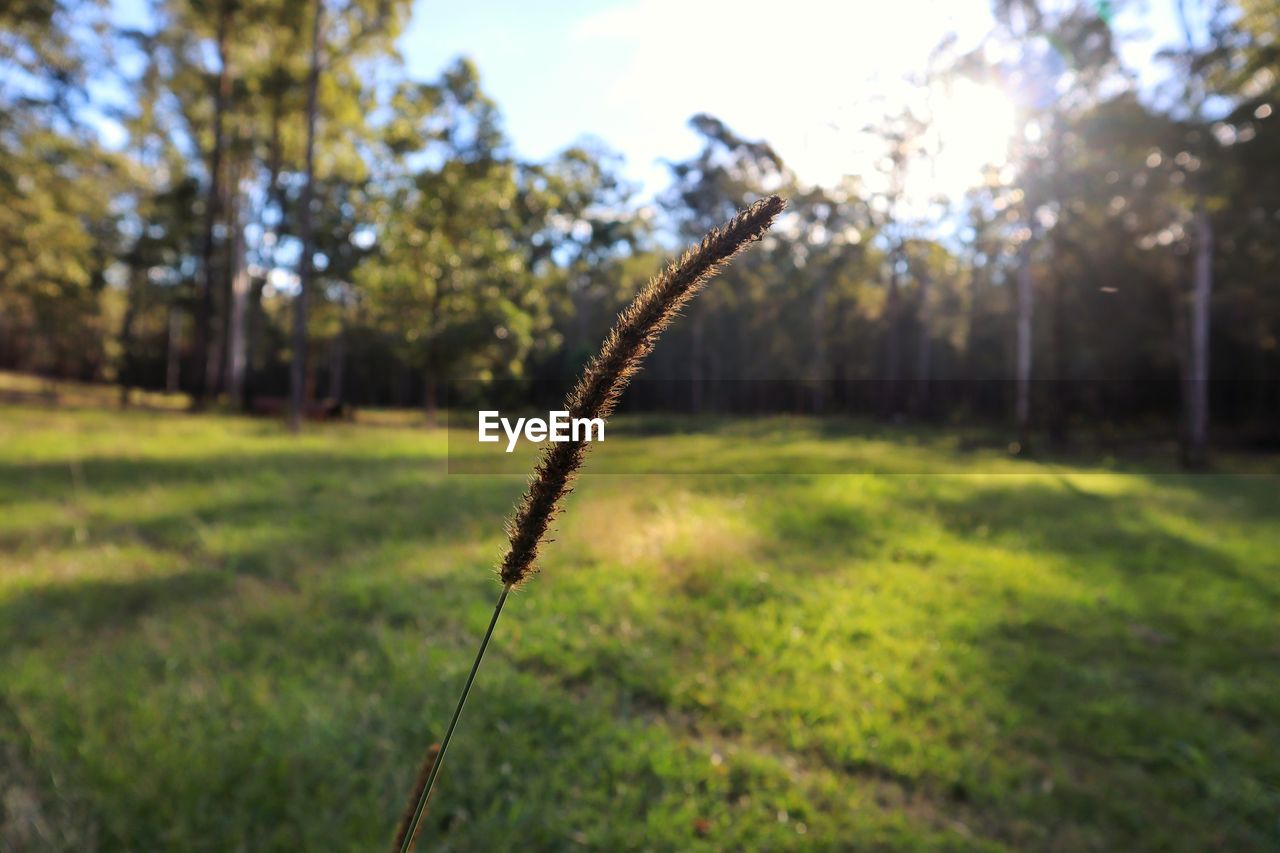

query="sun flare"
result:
[911,80,1019,204]
[788,79,1019,207]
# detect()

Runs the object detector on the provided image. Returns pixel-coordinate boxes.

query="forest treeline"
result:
[1,0,1277,462]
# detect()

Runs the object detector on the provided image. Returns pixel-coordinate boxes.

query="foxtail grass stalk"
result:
[393,195,785,852]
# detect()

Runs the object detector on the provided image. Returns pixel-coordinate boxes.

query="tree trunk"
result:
[246,78,285,405]
[215,145,250,398]
[395,360,410,407]
[913,266,931,417]
[206,287,224,398]
[811,269,828,414]
[1043,121,1066,448]
[117,266,142,407]
[328,324,345,403]
[1186,206,1212,466]
[1015,235,1034,452]
[964,263,982,417]
[881,248,903,417]
[166,307,182,394]
[212,171,234,397]
[1048,271,1068,448]
[1176,0,1214,468]
[192,0,233,410]
[289,0,323,434]
[690,312,705,414]
[226,187,250,409]
[422,374,437,427]
[306,351,318,404]
[1170,271,1190,448]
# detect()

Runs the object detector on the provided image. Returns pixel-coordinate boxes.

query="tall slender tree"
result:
[289,0,323,432]
[191,0,235,408]
[1173,0,1227,466]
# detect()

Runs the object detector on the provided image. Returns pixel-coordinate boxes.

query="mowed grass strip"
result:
[1,404,1277,850]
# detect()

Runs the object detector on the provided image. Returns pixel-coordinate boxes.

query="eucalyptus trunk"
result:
[328,327,345,404]
[1186,205,1212,466]
[245,80,285,406]
[192,0,233,409]
[117,266,143,407]
[1015,234,1034,451]
[690,313,705,413]
[289,0,323,433]
[422,374,436,426]
[881,247,903,417]
[811,268,828,414]
[913,266,931,416]
[226,187,250,408]
[165,307,182,394]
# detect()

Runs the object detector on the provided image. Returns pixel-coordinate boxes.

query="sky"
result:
[399,0,1004,197]
[101,0,1186,201]
[395,0,1183,200]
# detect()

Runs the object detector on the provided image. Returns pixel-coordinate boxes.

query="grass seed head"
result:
[498,194,786,588]
[391,743,440,852]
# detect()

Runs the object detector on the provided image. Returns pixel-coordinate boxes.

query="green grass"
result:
[1,402,1277,850]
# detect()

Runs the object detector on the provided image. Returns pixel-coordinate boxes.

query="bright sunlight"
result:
[923,79,1019,200]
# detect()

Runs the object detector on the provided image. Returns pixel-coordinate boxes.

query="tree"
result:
[784,183,870,413]
[289,0,322,432]
[1168,0,1232,465]
[516,141,648,381]
[285,0,409,429]
[662,114,788,411]
[0,0,128,379]
[965,0,1121,450]
[866,103,932,417]
[189,0,235,408]
[356,60,547,421]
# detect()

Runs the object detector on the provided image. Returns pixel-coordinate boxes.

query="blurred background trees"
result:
[2,0,1278,463]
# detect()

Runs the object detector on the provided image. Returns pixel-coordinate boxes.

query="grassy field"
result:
[1,401,1277,850]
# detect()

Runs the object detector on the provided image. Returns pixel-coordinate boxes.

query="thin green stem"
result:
[397,584,511,853]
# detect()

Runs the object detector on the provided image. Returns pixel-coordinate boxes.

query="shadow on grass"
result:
[905,477,1279,849]
[1,449,452,505]
[0,452,526,653]
[915,476,1280,608]
[0,569,232,650]
[3,565,943,850]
